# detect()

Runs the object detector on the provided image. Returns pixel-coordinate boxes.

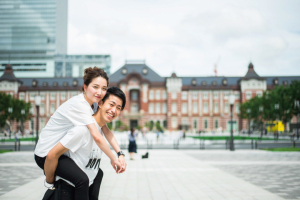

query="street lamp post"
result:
[34,95,41,145]
[8,107,13,139]
[259,106,263,137]
[275,103,279,139]
[295,100,299,140]
[21,109,25,134]
[229,94,235,151]
[247,109,251,135]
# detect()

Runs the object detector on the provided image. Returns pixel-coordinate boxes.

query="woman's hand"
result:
[118,155,127,173]
[110,159,123,173]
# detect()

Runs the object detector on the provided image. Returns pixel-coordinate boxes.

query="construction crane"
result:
[214,56,221,77]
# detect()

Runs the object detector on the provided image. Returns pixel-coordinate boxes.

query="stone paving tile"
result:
[187,150,300,200]
[0,152,42,196]
[213,164,300,200]
[0,152,35,163]
[0,166,42,196]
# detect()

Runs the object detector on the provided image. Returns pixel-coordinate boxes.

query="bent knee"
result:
[75,175,89,187]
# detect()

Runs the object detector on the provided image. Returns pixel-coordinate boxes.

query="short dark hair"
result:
[82,66,109,91]
[102,87,126,110]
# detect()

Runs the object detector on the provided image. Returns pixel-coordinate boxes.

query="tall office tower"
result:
[0,0,68,77]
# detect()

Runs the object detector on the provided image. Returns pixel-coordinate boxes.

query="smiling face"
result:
[98,94,123,126]
[83,77,108,105]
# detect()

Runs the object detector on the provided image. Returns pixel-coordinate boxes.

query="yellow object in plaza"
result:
[267,121,285,132]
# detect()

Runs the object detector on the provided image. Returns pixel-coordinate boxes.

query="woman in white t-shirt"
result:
[34,67,126,200]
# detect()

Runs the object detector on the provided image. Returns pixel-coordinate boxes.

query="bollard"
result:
[255,140,258,149]
[14,141,17,151]
[293,140,296,148]
[251,139,254,149]
[18,140,21,151]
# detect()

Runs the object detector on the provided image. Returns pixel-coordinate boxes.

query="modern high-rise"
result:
[0,0,68,77]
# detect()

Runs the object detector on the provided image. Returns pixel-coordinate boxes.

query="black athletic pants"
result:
[35,154,103,200]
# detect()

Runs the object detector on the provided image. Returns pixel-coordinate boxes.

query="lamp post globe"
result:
[229,94,235,151]
[34,95,41,145]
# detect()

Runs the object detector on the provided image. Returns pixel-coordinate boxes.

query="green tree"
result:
[155,121,162,131]
[0,92,31,134]
[0,92,13,128]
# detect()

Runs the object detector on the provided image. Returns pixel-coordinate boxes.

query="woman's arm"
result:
[44,142,68,184]
[102,125,127,173]
[87,123,122,172]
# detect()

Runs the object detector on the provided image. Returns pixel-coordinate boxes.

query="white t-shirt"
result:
[57,119,103,186]
[35,93,95,157]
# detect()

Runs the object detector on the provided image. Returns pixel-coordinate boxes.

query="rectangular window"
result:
[50,93,56,100]
[203,102,208,113]
[162,103,167,113]
[156,103,160,114]
[235,92,240,99]
[172,102,177,113]
[193,92,198,100]
[30,103,35,114]
[149,90,154,100]
[181,92,187,100]
[72,92,77,97]
[235,103,240,113]
[162,91,167,99]
[215,119,219,128]
[131,104,138,113]
[204,119,208,129]
[172,117,177,128]
[224,92,229,99]
[61,92,66,100]
[131,91,138,101]
[50,103,55,114]
[40,93,45,100]
[194,119,197,129]
[30,93,35,100]
[246,92,252,100]
[40,119,45,130]
[193,102,198,113]
[149,103,154,114]
[40,103,45,115]
[203,92,208,99]
[19,93,24,100]
[182,118,188,125]
[214,103,219,113]
[256,91,262,97]
[214,92,218,99]
[172,92,177,99]
[156,90,160,100]
[182,103,187,113]
[224,103,229,113]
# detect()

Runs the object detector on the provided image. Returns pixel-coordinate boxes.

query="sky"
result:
[68,0,300,77]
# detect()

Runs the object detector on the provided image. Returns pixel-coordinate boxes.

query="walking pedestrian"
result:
[128,128,137,160]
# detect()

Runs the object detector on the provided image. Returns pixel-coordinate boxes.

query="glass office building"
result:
[54,55,111,77]
[0,0,68,77]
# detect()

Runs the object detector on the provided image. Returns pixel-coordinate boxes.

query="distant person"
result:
[128,128,137,160]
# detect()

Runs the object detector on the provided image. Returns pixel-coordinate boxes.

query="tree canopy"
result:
[0,92,32,129]
[239,80,300,131]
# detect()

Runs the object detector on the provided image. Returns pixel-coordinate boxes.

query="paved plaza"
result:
[0,150,299,200]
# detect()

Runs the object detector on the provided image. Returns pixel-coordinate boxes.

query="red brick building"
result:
[1,61,300,133]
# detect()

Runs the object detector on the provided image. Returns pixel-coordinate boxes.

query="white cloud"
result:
[68,0,300,77]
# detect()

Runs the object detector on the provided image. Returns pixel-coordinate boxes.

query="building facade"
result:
[0,0,111,78]
[0,0,68,78]
[1,61,300,133]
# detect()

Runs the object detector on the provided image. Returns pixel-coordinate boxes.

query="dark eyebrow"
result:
[110,100,122,108]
